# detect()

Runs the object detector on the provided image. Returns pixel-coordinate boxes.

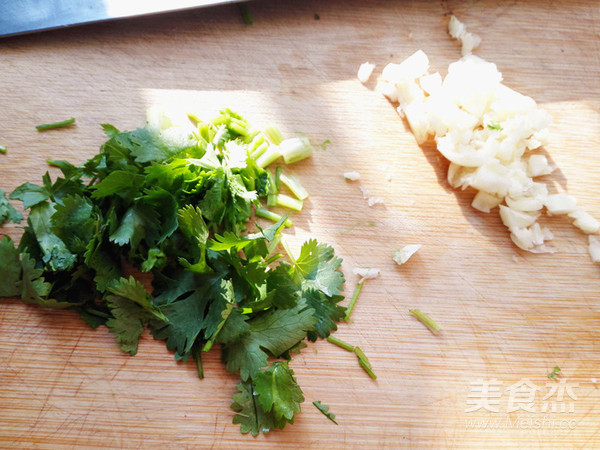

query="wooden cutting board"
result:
[1,0,599,447]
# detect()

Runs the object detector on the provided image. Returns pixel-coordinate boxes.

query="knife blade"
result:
[0,0,242,38]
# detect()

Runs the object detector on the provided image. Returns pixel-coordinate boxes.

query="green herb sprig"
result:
[1,109,345,436]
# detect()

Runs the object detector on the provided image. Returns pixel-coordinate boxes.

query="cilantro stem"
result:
[263,124,284,145]
[267,194,278,207]
[84,307,111,319]
[275,166,282,190]
[276,194,303,211]
[279,137,313,164]
[344,280,364,321]
[251,141,269,159]
[202,340,214,353]
[326,335,355,352]
[279,173,309,200]
[229,118,250,136]
[187,112,201,126]
[353,346,371,368]
[192,342,204,379]
[0,145,6,154]
[357,357,377,380]
[238,3,254,25]
[266,170,278,200]
[280,237,296,262]
[263,252,283,266]
[250,133,265,151]
[255,208,292,227]
[267,233,281,257]
[255,145,281,168]
[409,309,441,334]
[327,337,378,380]
[354,346,377,380]
[35,118,76,131]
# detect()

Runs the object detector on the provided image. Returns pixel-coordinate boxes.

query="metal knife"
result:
[0,0,242,38]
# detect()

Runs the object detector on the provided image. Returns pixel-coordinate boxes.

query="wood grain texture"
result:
[1,0,599,447]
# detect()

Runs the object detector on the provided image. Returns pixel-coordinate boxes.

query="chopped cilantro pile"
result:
[0,109,346,435]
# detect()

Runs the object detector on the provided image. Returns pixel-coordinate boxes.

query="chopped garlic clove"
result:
[343,171,360,181]
[448,15,481,56]
[447,163,476,190]
[403,101,430,144]
[499,205,540,229]
[353,267,381,282]
[359,186,384,207]
[377,80,399,102]
[505,195,545,212]
[568,209,600,234]
[545,193,578,215]
[375,43,592,256]
[437,134,493,167]
[470,163,512,197]
[472,191,503,213]
[527,154,554,177]
[381,50,429,84]
[510,225,556,254]
[367,196,384,207]
[588,236,600,263]
[510,227,535,250]
[357,62,376,84]
[448,15,465,39]
[419,72,442,95]
[393,245,422,265]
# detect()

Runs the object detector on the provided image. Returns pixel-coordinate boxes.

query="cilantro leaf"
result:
[10,182,51,209]
[141,247,166,272]
[140,187,179,245]
[19,253,74,308]
[28,202,77,271]
[101,123,120,138]
[197,170,227,224]
[302,289,346,341]
[151,270,198,306]
[202,279,236,343]
[312,400,338,425]
[150,273,225,361]
[254,361,304,421]
[11,170,85,209]
[215,307,250,344]
[0,109,348,436]
[266,263,300,309]
[0,189,23,225]
[0,236,22,297]
[231,379,287,436]
[222,299,317,381]
[151,291,207,362]
[114,127,186,164]
[90,170,145,202]
[107,276,167,322]
[293,239,344,297]
[84,239,121,292]
[109,202,160,250]
[209,231,255,253]
[548,366,562,380]
[50,194,96,254]
[47,159,81,180]
[177,205,209,273]
[106,295,154,355]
